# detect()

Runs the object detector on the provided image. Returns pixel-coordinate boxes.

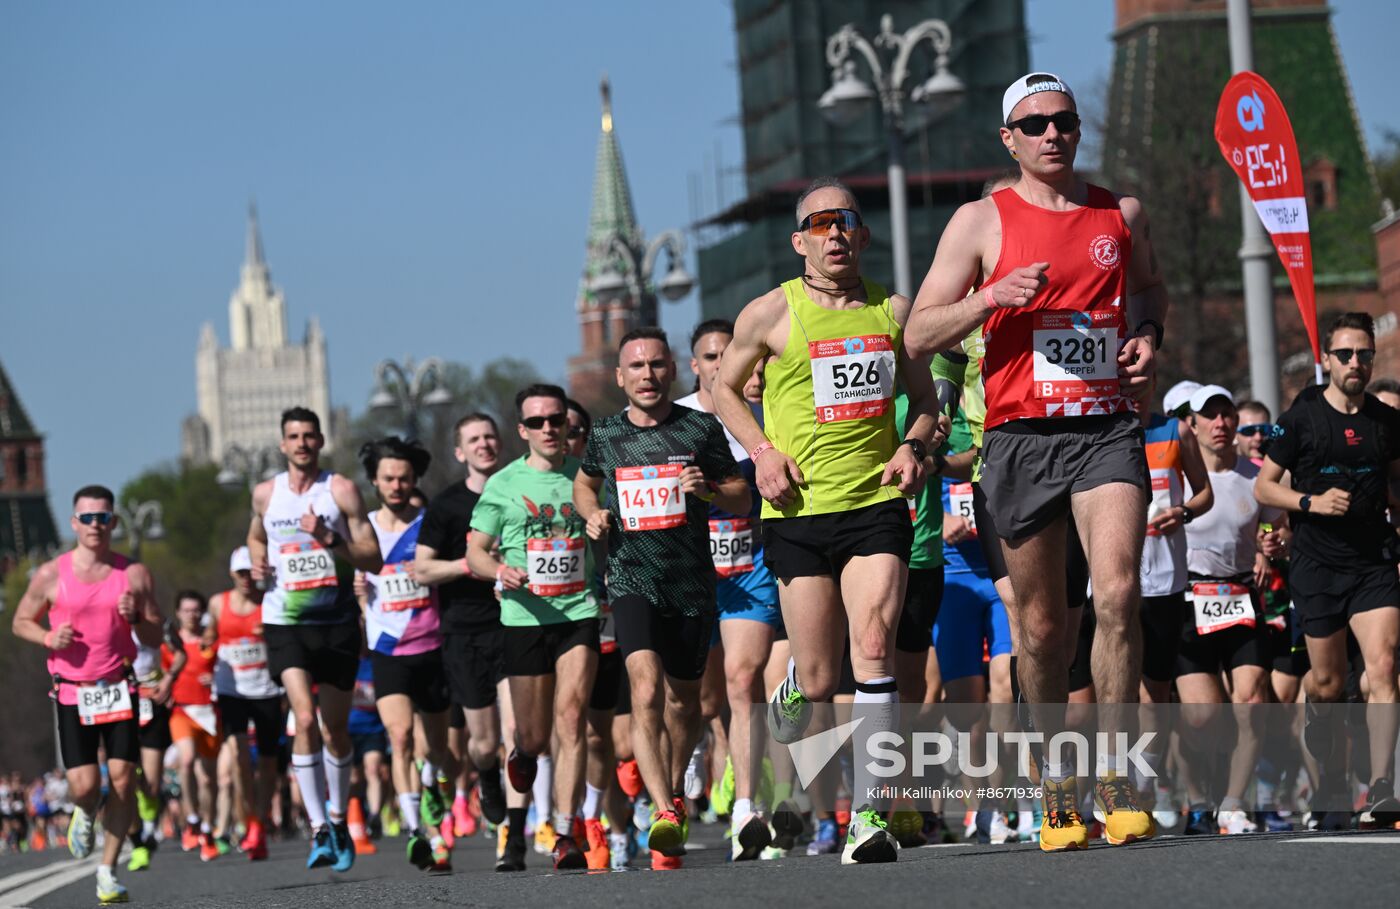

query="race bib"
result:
[225,639,268,687]
[616,465,687,531]
[527,538,586,596]
[1032,310,1120,400]
[278,541,337,592]
[138,696,154,728]
[182,703,219,737]
[810,335,895,423]
[949,482,977,537]
[1191,582,1256,635]
[709,518,755,578]
[76,682,133,726]
[378,563,430,612]
[352,678,376,711]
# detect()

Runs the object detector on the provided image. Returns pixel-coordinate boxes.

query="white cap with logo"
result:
[1002,72,1075,124]
[229,546,253,573]
[1162,381,1201,416]
[1189,384,1235,413]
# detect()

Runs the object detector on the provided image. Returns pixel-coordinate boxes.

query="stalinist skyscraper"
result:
[182,204,334,465]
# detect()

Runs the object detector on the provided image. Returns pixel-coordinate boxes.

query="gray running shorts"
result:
[980,413,1147,541]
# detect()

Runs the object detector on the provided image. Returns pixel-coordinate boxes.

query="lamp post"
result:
[216,444,283,492]
[587,229,694,327]
[819,13,966,298]
[113,500,165,562]
[369,357,454,442]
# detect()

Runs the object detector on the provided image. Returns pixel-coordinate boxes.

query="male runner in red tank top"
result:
[905,73,1168,852]
[12,484,163,903]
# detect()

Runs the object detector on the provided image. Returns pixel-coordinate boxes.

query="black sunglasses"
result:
[798,208,863,236]
[521,413,568,430]
[1006,111,1081,136]
[1237,423,1273,438]
[76,511,115,526]
[1328,347,1375,366]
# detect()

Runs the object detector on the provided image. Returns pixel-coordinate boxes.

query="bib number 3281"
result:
[1032,311,1120,400]
[810,335,895,423]
[616,465,687,530]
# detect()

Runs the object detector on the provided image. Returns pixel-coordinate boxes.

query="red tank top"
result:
[163,634,216,706]
[48,551,137,704]
[981,185,1134,429]
[215,591,263,644]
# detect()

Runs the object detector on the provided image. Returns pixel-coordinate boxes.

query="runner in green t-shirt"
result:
[467,383,600,871]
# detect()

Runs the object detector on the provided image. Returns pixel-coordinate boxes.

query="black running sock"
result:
[506,807,527,839]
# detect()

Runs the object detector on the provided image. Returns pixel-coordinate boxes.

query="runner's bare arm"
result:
[329,474,383,574]
[247,480,273,580]
[10,560,58,648]
[1152,428,1215,536]
[573,471,611,541]
[712,289,783,456]
[706,473,752,517]
[411,543,471,586]
[467,531,525,590]
[1118,196,1167,398]
[127,563,163,648]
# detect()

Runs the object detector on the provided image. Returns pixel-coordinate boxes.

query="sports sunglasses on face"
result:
[799,208,863,236]
[1006,111,1081,136]
[1237,423,1274,438]
[1327,348,1375,366]
[76,511,115,526]
[521,414,568,430]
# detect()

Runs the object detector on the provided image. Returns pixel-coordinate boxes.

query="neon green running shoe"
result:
[841,807,898,865]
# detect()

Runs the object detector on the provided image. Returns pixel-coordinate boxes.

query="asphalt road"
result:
[3,821,1398,909]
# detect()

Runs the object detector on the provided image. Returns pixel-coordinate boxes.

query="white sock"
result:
[583,783,603,820]
[1043,759,1072,784]
[97,863,113,879]
[420,761,438,789]
[398,792,421,833]
[787,657,801,694]
[323,747,353,822]
[291,753,328,830]
[852,677,899,813]
[186,813,199,827]
[733,797,753,821]
[1096,750,1126,778]
[200,821,211,834]
[553,811,575,837]
[533,755,554,818]
[141,819,155,839]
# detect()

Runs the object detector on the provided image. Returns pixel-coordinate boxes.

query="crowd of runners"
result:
[9,72,1400,904]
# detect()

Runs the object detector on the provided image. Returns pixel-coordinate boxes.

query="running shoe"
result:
[1218,809,1258,835]
[478,768,506,826]
[214,834,233,856]
[439,814,456,850]
[771,800,804,850]
[1182,806,1215,836]
[647,809,685,857]
[407,830,433,869]
[126,843,151,872]
[767,675,812,745]
[684,740,707,801]
[1260,810,1294,833]
[617,759,643,799]
[888,809,926,849]
[421,778,447,829]
[650,851,683,870]
[453,792,478,837]
[430,836,452,872]
[181,821,199,853]
[1094,773,1157,845]
[842,806,898,865]
[534,821,557,856]
[673,796,691,846]
[495,827,527,872]
[199,833,220,862]
[710,758,735,818]
[1038,778,1088,852]
[552,833,587,870]
[1360,777,1400,829]
[329,820,356,872]
[973,809,992,845]
[584,819,611,870]
[731,812,772,861]
[96,867,128,904]
[239,820,263,855]
[306,826,336,869]
[506,749,537,794]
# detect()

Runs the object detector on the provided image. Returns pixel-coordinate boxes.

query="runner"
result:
[247,406,383,871]
[358,436,455,871]
[676,321,786,861]
[11,484,163,903]
[574,327,750,868]
[126,600,181,873]
[208,546,284,862]
[711,177,944,865]
[163,591,222,862]
[1255,312,1400,829]
[414,413,511,848]
[905,72,1167,850]
[1235,400,1274,464]
[467,384,601,870]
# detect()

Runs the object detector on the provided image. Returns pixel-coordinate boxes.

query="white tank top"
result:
[1186,459,1278,579]
[131,631,161,684]
[261,470,355,625]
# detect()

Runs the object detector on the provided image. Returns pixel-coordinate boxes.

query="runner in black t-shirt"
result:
[413,413,513,852]
[1256,312,1400,830]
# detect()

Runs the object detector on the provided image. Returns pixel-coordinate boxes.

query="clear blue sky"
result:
[3,0,1397,526]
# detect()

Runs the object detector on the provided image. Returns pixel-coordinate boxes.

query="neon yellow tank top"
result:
[761,277,902,519]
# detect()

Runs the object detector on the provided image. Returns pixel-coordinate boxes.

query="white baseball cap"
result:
[1002,72,1076,125]
[229,546,253,573]
[1190,384,1235,413]
[1162,381,1201,416]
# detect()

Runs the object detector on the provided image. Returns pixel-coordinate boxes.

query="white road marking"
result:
[1284,835,1400,844]
[0,855,99,908]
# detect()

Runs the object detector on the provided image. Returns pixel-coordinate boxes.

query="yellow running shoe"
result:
[648,808,685,856]
[496,822,509,859]
[533,821,557,855]
[1038,778,1089,852]
[1095,773,1157,845]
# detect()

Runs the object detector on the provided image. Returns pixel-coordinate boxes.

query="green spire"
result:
[587,75,640,253]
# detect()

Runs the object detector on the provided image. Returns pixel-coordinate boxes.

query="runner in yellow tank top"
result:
[712,177,945,867]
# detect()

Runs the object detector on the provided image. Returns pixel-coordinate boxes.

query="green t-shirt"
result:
[471,455,599,627]
[895,391,944,570]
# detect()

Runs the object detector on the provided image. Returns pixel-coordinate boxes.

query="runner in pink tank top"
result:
[11,484,161,903]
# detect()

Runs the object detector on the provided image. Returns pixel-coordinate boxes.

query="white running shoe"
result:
[69,806,96,859]
[841,807,899,865]
[1218,809,1258,835]
[988,810,1012,845]
[731,812,772,861]
[96,867,128,904]
[684,740,706,801]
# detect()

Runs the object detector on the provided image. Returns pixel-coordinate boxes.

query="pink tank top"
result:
[48,552,137,705]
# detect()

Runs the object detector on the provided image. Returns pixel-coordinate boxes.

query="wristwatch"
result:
[900,438,928,462]
[1180,505,1195,524]
[1299,495,1312,513]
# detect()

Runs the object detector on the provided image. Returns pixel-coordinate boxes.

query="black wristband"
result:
[930,451,947,476]
[900,438,928,463]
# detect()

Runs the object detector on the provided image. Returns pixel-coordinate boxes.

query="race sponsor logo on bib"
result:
[278,541,337,592]
[378,563,430,612]
[1032,310,1120,401]
[76,682,134,727]
[138,696,154,727]
[709,518,755,578]
[810,334,896,423]
[616,464,687,531]
[949,482,977,537]
[527,537,586,596]
[1191,582,1256,635]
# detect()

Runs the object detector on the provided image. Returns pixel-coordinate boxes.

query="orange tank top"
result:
[163,634,215,706]
[981,185,1134,429]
